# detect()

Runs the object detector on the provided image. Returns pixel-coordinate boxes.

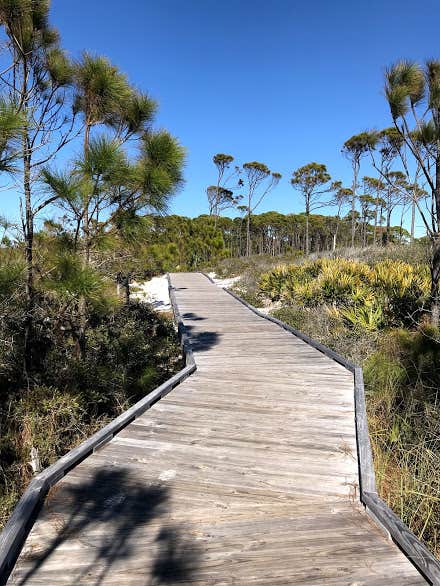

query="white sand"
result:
[207,272,242,289]
[131,276,171,312]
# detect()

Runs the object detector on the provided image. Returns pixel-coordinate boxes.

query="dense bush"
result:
[259,258,430,330]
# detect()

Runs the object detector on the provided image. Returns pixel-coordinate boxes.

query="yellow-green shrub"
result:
[259,257,430,330]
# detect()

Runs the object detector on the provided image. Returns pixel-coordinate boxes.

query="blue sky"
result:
[4,0,440,233]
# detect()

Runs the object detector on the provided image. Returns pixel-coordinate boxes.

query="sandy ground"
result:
[130,272,242,313]
[206,272,242,289]
[131,276,171,312]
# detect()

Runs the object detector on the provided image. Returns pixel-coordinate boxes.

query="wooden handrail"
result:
[0,275,196,584]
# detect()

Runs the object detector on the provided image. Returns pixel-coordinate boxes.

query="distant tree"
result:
[363,177,386,245]
[242,162,281,256]
[380,171,408,245]
[209,153,241,224]
[358,193,376,246]
[330,185,352,250]
[408,182,428,241]
[290,162,333,255]
[206,185,240,217]
[342,133,375,246]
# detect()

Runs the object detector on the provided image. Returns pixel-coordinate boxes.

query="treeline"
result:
[141,211,410,272]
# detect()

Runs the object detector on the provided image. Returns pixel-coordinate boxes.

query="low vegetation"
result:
[0,282,182,527]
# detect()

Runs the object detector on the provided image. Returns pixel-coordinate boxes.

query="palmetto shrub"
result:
[259,258,430,331]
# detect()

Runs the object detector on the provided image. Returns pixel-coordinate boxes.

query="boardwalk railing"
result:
[0,276,197,584]
[216,279,440,585]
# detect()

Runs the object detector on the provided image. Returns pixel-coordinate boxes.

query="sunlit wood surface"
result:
[9,272,426,584]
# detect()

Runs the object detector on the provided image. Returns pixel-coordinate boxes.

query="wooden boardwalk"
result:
[8,272,426,584]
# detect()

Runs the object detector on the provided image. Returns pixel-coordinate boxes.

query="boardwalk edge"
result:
[204,272,440,585]
[0,274,196,585]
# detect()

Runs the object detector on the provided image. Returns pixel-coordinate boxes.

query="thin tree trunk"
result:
[21,55,34,380]
[246,200,251,257]
[411,198,416,240]
[351,161,358,247]
[431,151,440,325]
[384,210,391,246]
[305,203,310,256]
[373,200,379,245]
[431,236,440,325]
[399,206,405,243]
[23,139,34,380]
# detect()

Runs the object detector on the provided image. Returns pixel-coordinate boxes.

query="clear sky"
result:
[5,0,440,233]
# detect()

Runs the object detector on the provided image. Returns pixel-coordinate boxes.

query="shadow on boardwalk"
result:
[182,312,220,353]
[15,469,202,585]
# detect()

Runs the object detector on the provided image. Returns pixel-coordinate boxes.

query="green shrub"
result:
[0,299,182,529]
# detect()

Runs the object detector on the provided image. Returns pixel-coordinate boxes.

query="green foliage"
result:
[385,61,425,119]
[290,162,331,196]
[0,259,24,297]
[142,215,228,272]
[259,257,430,330]
[139,131,185,210]
[73,52,132,126]
[340,304,384,332]
[45,252,117,312]
[0,98,25,170]
[14,386,85,468]
[0,298,182,526]
[342,131,377,159]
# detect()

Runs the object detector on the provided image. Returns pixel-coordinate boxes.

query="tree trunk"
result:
[21,54,34,380]
[399,206,405,243]
[23,142,34,380]
[430,236,440,325]
[411,198,416,240]
[246,202,251,257]
[305,202,310,256]
[124,274,131,305]
[384,211,391,246]
[431,151,440,325]
[351,161,358,247]
[373,198,379,245]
